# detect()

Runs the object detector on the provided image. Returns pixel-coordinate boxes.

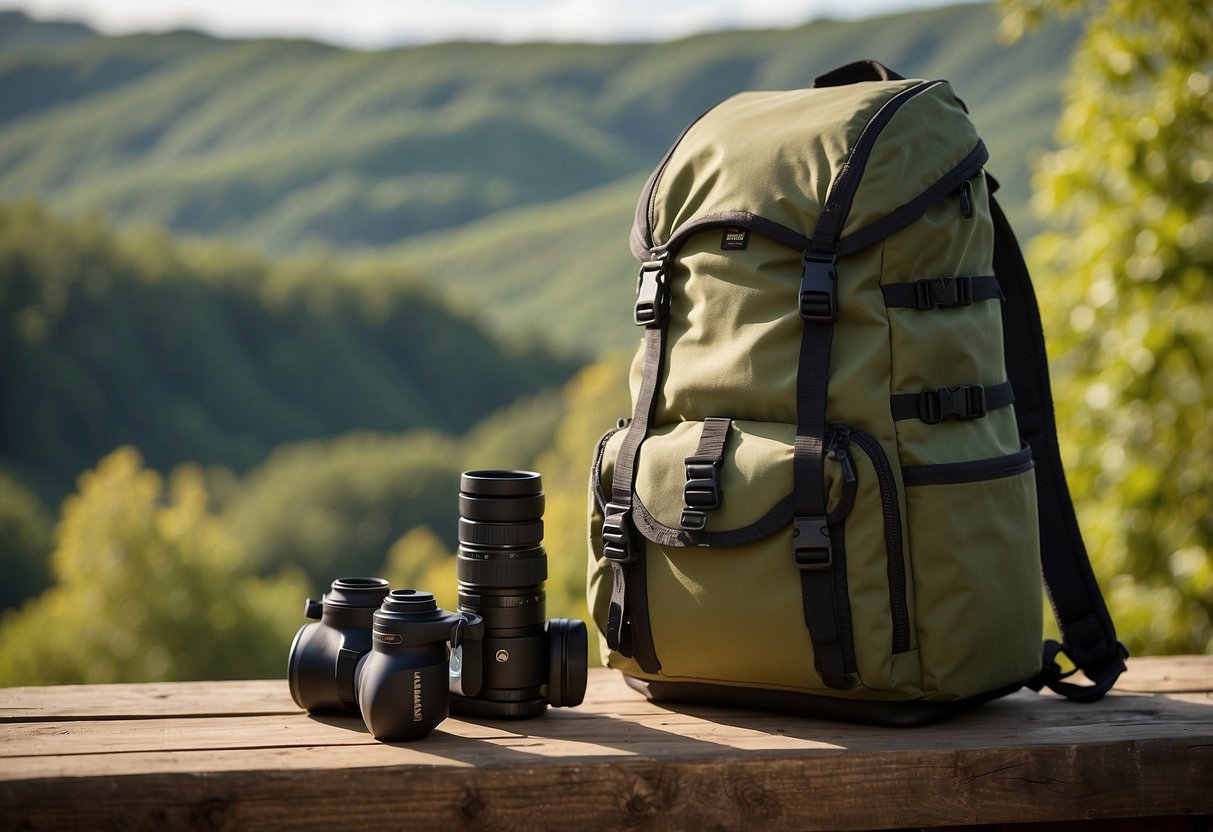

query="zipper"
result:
[957,179,974,219]
[902,444,1033,486]
[591,420,628,513]
[826,425,859,518]
[840,427,911,655]
[810,80,941,254]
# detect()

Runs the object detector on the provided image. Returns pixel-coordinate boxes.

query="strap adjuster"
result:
[680,509,708,531]
[919,384,987,425]
[793,516,833,571]
[634,257,669,326]
[601,503,637,563]
[914,276,973,310]
[799,252,838,322]
[683,456,721,510]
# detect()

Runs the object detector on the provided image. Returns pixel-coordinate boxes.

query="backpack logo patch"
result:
[721,226,749,250]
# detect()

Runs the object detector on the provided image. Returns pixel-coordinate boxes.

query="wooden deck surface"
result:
[1,656,1210,830]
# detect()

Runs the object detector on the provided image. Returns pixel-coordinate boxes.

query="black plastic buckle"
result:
[601,503,636,563]
[919,384,987,425]
[792,516,833,571]
[680,508,708,531]
[634,257,669,326]
[683,457,721,510]
[799,252,838,322]
[915,276,973,310]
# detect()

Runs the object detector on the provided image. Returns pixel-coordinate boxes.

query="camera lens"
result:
[454,470,557,719]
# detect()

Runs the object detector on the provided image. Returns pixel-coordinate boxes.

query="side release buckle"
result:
[799,252,838,322]
[634,256,670,326]
[793,515,833,571]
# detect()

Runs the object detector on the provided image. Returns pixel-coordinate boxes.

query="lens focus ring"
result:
[458,517,543,547]
[458,492,545,522]
[457,548,548,587]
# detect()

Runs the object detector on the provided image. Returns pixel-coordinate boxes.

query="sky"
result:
[1,0,978,49]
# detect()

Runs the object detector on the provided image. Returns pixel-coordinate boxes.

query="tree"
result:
[0,448,307,685]
[0,473,53,610]
[1000,0,1213,652]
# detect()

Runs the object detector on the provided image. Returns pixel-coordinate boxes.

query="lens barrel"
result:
[454,469,589,718]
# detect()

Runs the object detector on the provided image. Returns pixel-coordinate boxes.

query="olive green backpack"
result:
[587,60,1126,723]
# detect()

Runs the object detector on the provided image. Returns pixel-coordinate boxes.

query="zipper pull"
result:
[827,427,857,484]
[957,179,974,219]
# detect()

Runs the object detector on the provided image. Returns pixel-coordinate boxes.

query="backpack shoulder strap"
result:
[990,194,1128,701]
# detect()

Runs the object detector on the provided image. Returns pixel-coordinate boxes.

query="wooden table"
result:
[1,657,1210,831]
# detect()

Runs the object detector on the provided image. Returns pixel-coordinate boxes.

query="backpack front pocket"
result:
[903,446,1043,698]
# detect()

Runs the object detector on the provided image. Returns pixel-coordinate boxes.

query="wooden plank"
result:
[1116,655,1213,693]
[0,658,1210,831]
[3,677,1211,770]
[1,655,1197,722]
[0,679,298,722]
[1,736,1209,831]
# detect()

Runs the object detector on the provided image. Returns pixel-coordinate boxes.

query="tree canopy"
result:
[1000,0,1213,652]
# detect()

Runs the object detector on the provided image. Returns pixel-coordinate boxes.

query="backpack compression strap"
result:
[990,195,1128,701]
[601,256,668,674]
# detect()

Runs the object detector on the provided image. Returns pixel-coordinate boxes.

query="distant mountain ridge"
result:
[0,11,96,53]
[0,5,1081,355]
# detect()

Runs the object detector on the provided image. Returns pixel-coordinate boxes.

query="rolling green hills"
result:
[0,203,575,505]
[0,5,1080,352]
[0,5,1083,618]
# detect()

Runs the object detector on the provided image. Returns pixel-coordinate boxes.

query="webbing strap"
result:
[989,195,1126,701]
[604,315,665,673]
[880,275,1004,310]
[681,417,733,531]
[793,258,849,689]
[889,380,1015,424]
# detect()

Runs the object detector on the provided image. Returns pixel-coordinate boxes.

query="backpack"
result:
[587,60,1127,723]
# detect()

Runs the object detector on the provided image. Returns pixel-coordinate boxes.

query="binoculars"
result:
[287,470,588,741]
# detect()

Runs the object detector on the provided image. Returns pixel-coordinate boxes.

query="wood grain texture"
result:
[0,657,1210,831]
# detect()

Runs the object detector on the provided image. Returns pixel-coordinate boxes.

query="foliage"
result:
[0,359,621,684]
[1000,0,1213,652]
[221,430,462,584]
[531,354,632,635]
[0,202,575,505]
[0,448,307,685]
[382,526,458,612]
[0,471,53,610]
[218,385,565,587]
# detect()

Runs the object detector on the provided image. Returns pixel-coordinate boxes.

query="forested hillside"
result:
[0,203,575,505]
[0,6,1081,352]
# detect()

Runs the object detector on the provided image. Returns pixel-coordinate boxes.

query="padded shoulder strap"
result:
[990,195,1128,701]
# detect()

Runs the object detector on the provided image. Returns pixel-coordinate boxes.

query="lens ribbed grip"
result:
[459,492,544,522]
[457,550,547,588]
[458,518,543,547]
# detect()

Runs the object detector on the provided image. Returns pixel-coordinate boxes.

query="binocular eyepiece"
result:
[287,470,588,742]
